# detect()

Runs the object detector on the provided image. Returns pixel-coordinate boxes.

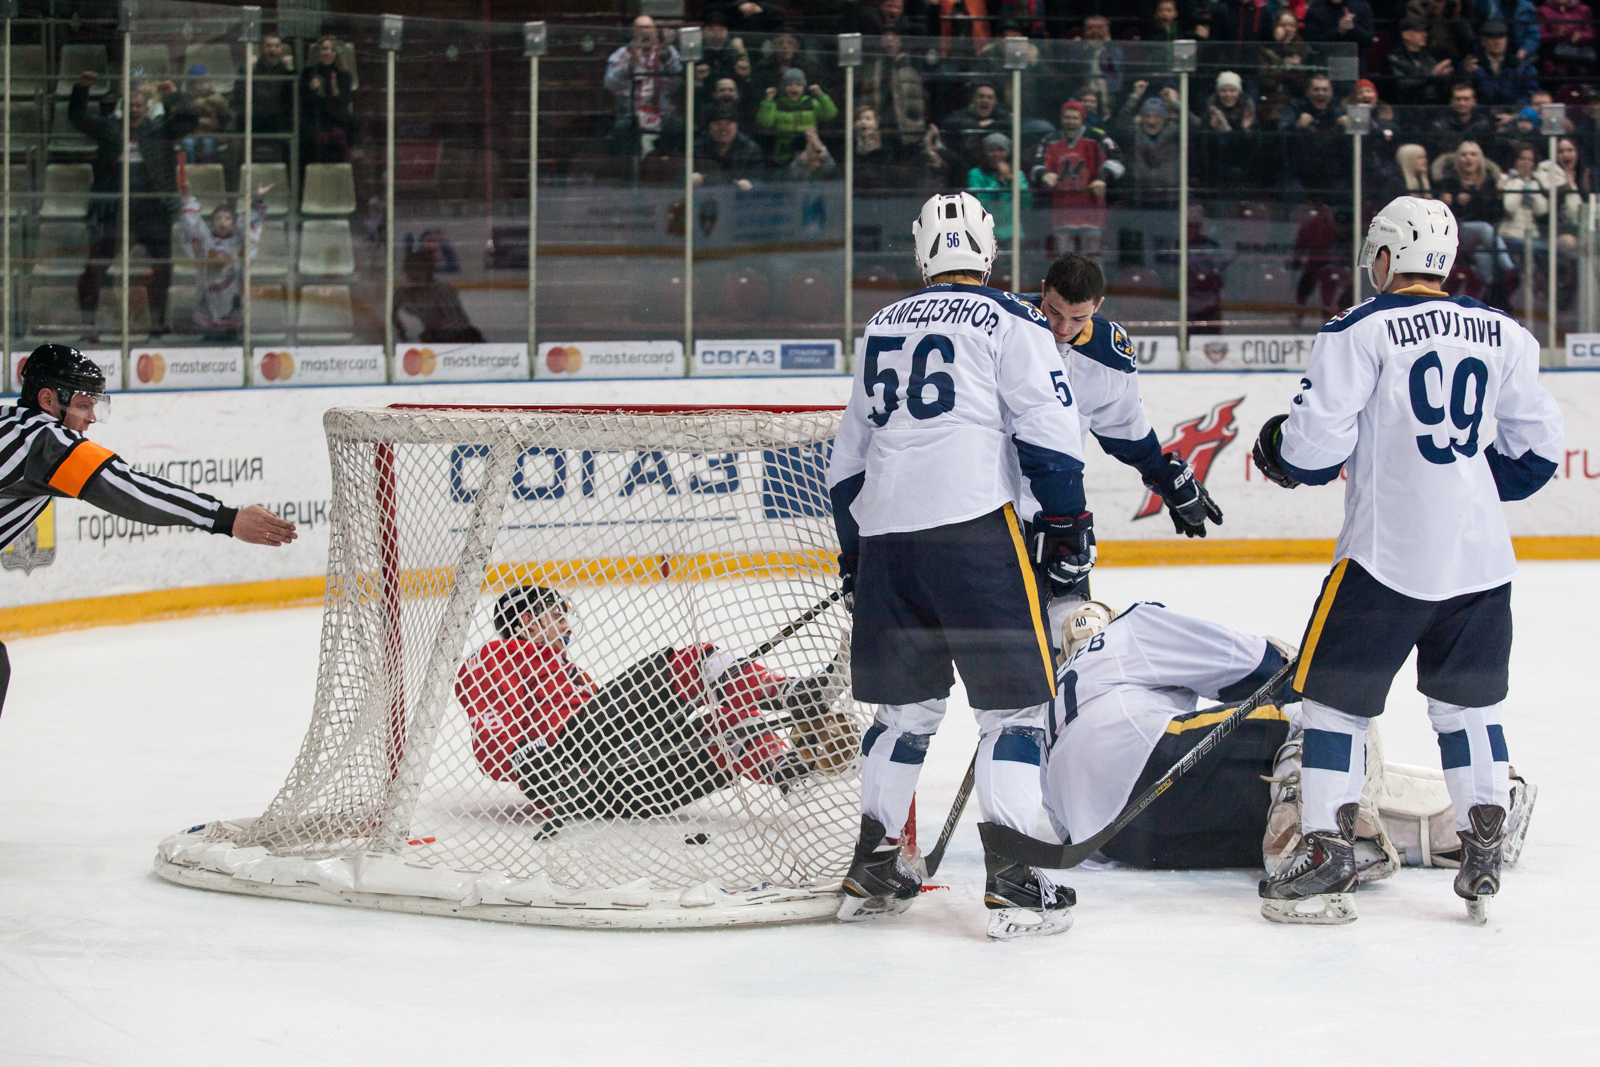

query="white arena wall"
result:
[2,370,1597,637]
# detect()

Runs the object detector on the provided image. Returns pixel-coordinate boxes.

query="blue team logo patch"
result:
[1110,323,1136,359]
[1002,291,1049,326]
[1327,297,1374,324]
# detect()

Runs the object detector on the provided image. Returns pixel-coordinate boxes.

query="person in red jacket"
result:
[455,586,842,827]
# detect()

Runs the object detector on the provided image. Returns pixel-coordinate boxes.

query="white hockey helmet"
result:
[912,192,996,284]
[1359,196,1457,291]
[1061,600,1115,661]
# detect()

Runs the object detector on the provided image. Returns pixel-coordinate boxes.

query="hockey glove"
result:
[837,553,857,610]
[1251,414,1301,489]
[1031,512,1097,599]
[1144,452,1224,538]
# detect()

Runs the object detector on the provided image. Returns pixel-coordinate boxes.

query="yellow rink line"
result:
[4,537,1598,640]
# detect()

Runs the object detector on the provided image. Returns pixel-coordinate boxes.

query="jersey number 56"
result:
[863,334,957,427]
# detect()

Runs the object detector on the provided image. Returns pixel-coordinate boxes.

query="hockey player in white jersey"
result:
[1251,196,1563,925]
[827,192,1091,936]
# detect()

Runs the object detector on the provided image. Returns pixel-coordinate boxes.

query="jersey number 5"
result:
[863,334,957,427]
[1408,350,1487,465]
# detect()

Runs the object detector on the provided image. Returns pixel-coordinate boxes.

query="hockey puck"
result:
[685,833,710,845]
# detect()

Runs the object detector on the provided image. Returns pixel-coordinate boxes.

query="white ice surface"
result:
[3,563,1597,1065]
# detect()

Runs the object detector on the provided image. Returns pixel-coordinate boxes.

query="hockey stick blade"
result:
[923,750,976,878]
[978,654,1299,870]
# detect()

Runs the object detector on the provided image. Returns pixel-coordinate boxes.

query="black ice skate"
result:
[837,816,921,922]
[984,851,1076,940]
[1259,802,1360,925]
[1455,803,1507,926]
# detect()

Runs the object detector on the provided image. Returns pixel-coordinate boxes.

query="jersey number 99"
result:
[863,334,957,427]
[1408,350,1487,464]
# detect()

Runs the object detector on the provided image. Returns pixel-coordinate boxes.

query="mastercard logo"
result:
[402,347,437,377]
[259,350,295,381]
[136,353,166,384]
[545,346,583,374]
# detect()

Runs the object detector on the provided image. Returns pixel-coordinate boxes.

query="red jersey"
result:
[455,640,792,785]
[1035,133,1110,228]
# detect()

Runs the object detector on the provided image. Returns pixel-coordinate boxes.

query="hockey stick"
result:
[977,654,1299,870]
[709,590,845,694]
[923,750,976,877]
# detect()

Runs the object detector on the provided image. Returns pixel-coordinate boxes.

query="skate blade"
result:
[1260,893,1357,925]
[986,906,1074,941]
[1503,782,1537,866]
[836,892,915,923]
[1464,896,1490,926]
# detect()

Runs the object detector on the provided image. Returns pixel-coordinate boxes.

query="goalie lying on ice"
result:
[454,586,851,823]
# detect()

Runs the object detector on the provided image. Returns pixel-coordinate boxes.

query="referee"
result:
[0,344,297,716]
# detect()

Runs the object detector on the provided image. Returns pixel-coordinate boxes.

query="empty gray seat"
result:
[241,162,289,217]
[38,163,93,219]
[6,46,46,98]
[296,283,352,340]
[56,45,109,96]
[300,163,355,216]
[297,219,354,277]
[127,43,174,81]
[31,220,89,276]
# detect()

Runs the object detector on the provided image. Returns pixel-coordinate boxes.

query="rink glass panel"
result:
[241,406,866,894]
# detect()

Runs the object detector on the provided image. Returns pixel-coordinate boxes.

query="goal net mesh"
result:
[236,405,865,902]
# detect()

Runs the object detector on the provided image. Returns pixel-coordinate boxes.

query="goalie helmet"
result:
[494,585,568,639]
[1061,600,1115,660]
[912,192,996,284]
[1359,196,1457,291]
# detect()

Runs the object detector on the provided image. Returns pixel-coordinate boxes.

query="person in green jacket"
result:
[966,132,1030,243]
[757,67,838,166]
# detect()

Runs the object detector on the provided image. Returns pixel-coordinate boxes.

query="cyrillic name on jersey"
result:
[865,295,1004,335]
[1384,309,1503,348]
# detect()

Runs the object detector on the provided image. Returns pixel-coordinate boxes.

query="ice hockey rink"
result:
[2,561,1595,1066]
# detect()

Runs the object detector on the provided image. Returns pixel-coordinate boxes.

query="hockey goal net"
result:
[155,404,875,928]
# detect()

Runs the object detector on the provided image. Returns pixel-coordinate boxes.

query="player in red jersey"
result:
[455,586,845,827]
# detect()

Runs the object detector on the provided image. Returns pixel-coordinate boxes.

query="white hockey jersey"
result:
[1041,603,1281,846]
[828,283,1086,536]
[1280,286,1564,600]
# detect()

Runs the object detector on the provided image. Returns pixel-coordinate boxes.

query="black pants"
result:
[1098,708,1290,870]
[512,649,734,819]
[78,199,174,327]
[0,641,9,720]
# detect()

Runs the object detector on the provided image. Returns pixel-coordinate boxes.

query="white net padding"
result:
[155,405,870,928]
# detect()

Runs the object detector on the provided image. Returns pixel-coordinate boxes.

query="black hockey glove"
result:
[1251,414,1301,489]
[1030,512,1096,599]
[837,553,857,610]
[1144,452,1224,538]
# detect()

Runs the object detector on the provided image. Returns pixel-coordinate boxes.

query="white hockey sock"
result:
[1426,698,1510,831]
[974,703,1049,834]
[1298,699,1369,835]
[859,698,947,841]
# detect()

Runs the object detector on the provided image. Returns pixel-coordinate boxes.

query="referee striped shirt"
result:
[0,404,236,551]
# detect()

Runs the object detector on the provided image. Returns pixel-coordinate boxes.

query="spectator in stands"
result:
[300,35,355,169]
[1203,70,1257,187]
[1142,0,1185,43]
[1077,87,1106,129]
[1304,0,1376,52]
[394,250,484,344]
[1073,16,1125,103]
[753,33,814,98]
[694,104,765,190]
[1281,72,1341,132]
[1397,142,1435,196]
[1505,0,1541,64]
[1469,20,1539,108]
[861,29,928,147]
[1258,10,1312,127]
[967,132,1027,243]
[1122,97,1181,208]
[1031,100,1121,234]
[1210,0,1274,72]
[1387,17,1455,108]
[1537,0,1596,80]
[1570,86,1600,176]
[1437,139,1516,304]
[701,9,747,81]
[1407,0,1475,64]
[1527,137,1588,299]
[1282,74,1346,194]
[1344,79,1403,195]
[70,72,195,337]
[853,106,903,190]
[909,122,963,192]
[786,126,840,180]
[1430,83,1496,152]
[710,0,788,35]
[1494,105,1543,166]
[1290,202,1343,327]
[235,34,294,164]
[758,70,839,166]
[604,16,684,157]
[1206,70,1256,133]
[1499,141,1548,271]
[177,182,270,341]
[182,65,232,166]
[865,0,910,34]
[943,82,1011,167]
